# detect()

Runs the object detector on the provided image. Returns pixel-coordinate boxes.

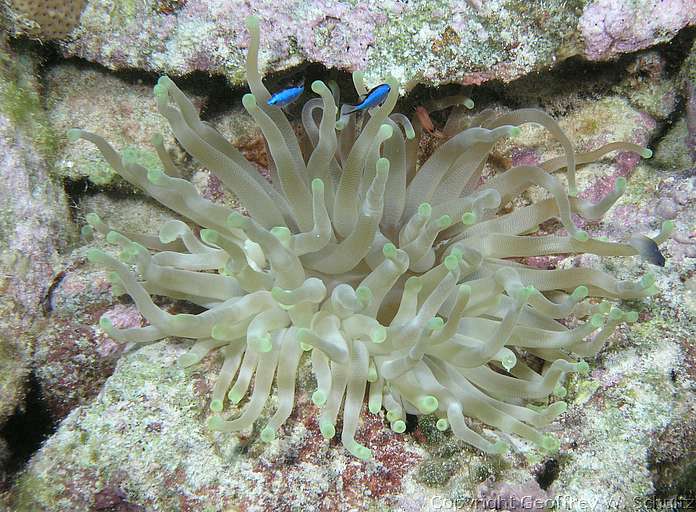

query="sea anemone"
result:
[69,16,673,460]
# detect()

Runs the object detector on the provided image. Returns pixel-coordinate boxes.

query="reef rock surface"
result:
[46,0,696,88]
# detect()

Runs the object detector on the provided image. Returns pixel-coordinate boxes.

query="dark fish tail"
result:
[629,235,666,267]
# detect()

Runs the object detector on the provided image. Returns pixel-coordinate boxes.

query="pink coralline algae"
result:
[63,1,384,79]
[580,0,696,61]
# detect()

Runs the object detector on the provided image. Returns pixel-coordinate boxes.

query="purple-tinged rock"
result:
[580,0,696,61]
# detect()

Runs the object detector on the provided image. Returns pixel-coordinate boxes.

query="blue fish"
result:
[267,85,304,107]
[344,83,391,114]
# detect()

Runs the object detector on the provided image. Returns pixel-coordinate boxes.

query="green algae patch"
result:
[0,44,59,162]
[572,378,601,406]
[415,457,461,487]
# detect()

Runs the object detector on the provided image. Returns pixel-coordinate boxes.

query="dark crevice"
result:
[646,91,686,156]
[0,372,56,480]
[32,23,696,143]
[535,458,560,490]
[63,176,101,226]
[404,413,419,434]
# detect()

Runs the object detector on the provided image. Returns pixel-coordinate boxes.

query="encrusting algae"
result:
[68,16,673,460]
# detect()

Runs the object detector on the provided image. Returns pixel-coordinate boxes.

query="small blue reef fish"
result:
[267,84,304,107]
[344,83,391,114]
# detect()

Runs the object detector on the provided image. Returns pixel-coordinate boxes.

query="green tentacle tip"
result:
[356,446,373,461]
[625,311,639,323]
[404,124,416,140]
[590,313,604,328]
[609,307,623,321]
[320,420,336,439]
[86,248,107,263]
[368,399,381,414]
[464,98,475,109]
[85,212,100,226]
[296,328,312,344]
[311,177,324,193]
[147,168,165,184]
[367,365,378,382]
[509,126,522,137]
[392,420,406,433]
[227,390,243,404]
[378,124,394,140]
[159,226,178,244]
[491,440,509,455]
[200,229,218,245]
[553,385,567,398]
[418,202,432,217]
[312,389,327,406]
[540,434,560,452]
[107,272,120,285]
[106,231,124,244]
[405,276,422,292]
[150,133,164,146]
[271,286,286,302]
[311,80,326,94]
[576,360,590,376]
[177,353,198,368]
[444,254,459,271]
[207,416,226,431]
[641,273,656,288]
[554,401,569,414]
[461,211,477,225]
[640,147,653,159]
[153,83,167,98]
[386,410,399,423]
[644,285,659,295]
[227,212,248,229]
[517,285,536,301]
[210,399,223,413]
[427,316,444,331]
[260,426,276,443]
[450,247,463,260]
[300,342,313,351]
[501,353,517,371]
[98,316,113,331]
[382,242,397,258]
[253,335,273,353]
[245,15,260,29]
[80,225,94,239]
[662,219,675,232]
[459,284,472,295]
[597,302,611,314]
[615,177,627,193]
[437,215,452,228]
[418,396,439,414]
[574,230,589,242]
[242,93,257,109]
[572,285,589,301]
[211,325,227,341]
[436,418,449,431]
[270,226,291,244]
[376,157,390,174]
[356,287,372,307]
[67,128,82,142]
[370,325,387,344]
[120,149,137,166]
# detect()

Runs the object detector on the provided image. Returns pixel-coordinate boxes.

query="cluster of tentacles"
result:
[71,16,672,459]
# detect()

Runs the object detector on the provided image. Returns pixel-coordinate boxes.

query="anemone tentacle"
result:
[73,16,671,460]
